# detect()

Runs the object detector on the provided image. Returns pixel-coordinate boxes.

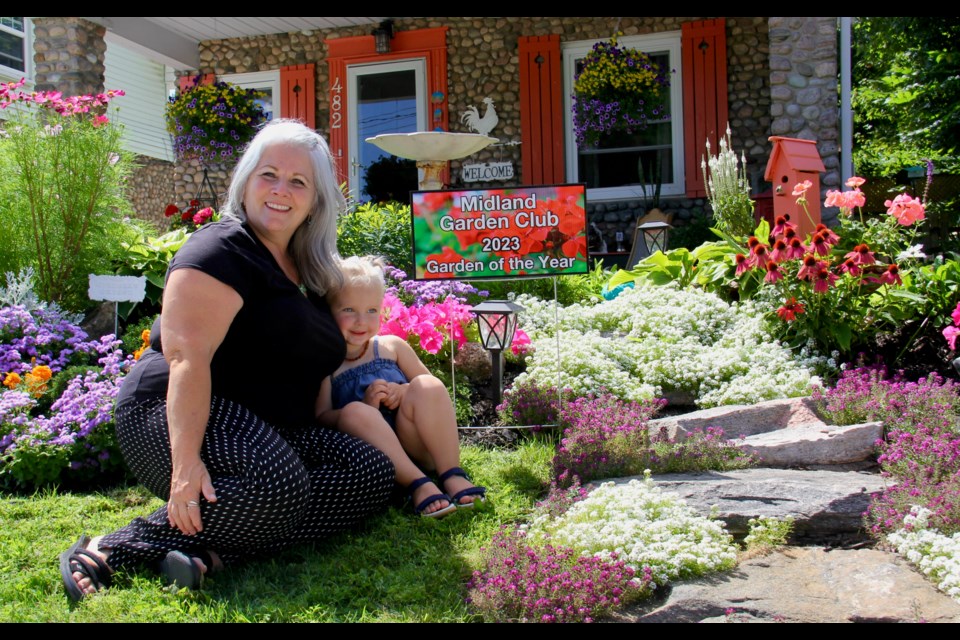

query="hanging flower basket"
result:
[572,35,671,148]
[166,77,267,166]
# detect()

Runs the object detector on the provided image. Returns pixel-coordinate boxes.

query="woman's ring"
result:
[187,500,199,507]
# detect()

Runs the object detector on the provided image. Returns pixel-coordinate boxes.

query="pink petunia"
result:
[944,325,960,351]
[952,302,960,327]
[511,329,532,356]
[885,193,926,226]
[845,176,866,188]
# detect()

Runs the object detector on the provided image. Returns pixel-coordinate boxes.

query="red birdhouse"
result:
[763,136,826,241]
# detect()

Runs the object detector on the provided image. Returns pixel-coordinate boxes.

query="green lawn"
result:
[0,440,554,622]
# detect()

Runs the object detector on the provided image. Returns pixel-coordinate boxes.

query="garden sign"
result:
[411,184,589,280]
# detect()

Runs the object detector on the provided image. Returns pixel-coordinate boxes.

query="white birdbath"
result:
[365,131,497,191]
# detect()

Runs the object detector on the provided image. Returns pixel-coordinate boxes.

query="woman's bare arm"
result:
[161,267,243,535]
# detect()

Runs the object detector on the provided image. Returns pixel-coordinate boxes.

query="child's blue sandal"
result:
[407,476,457,518]
[438,467,487,508]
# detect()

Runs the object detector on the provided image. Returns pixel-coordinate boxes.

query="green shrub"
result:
[337,201,413,273]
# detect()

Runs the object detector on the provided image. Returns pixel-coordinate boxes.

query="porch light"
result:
[372,20,394,54]
[638,220,672,255]
[472,300,524,407]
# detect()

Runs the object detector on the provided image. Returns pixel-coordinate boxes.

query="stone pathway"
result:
[593,397,960,623]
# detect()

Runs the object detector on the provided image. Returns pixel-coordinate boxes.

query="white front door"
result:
[346,59,427,202]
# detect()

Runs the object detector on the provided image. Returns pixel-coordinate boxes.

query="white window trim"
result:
[562,31,684,203]
[0,17,32,84]
[220,70,280,121]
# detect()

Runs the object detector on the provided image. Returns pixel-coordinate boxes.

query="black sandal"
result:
[407,476,456,518]
[438,467,487,508]
[59,534,113,602]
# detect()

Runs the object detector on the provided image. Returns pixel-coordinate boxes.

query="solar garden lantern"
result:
[472,299,524,407]
[638,220,672,255]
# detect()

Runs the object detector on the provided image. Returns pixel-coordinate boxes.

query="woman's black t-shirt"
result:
[116,218,346,428]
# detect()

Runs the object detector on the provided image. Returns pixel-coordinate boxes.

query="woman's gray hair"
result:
[221,118,345,295]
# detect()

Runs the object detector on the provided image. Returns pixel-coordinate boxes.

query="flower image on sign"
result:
[411,184,589,280]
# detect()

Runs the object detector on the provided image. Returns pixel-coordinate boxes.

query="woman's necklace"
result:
[344,340,369,362]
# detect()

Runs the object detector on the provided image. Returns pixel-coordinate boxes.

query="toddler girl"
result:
[316,255,486,518]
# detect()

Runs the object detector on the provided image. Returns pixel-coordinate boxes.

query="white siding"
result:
[104,38,174,161]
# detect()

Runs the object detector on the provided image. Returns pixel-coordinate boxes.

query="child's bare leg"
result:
[394,375,480,504]
[337,402,451,514]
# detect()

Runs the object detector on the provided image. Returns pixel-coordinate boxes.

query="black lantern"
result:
[372,20,394,54]
[472,300,524,407]
[638,220,672,255]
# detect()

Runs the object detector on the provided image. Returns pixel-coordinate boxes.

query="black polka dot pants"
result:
[100,396,395,569]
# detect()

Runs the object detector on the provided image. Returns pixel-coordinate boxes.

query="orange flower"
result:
[30,365,53,382]
[2,372,21,389]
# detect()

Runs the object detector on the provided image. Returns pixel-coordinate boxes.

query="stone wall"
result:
[127,155,177,230]
[186,17,777,242]
[768,16,840,224]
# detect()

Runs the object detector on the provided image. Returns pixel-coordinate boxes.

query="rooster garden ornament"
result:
[460,97,499,136]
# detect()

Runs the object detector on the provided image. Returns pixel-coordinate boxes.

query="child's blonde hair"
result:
[332,255,387,301]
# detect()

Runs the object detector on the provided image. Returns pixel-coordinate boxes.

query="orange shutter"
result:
[280,64,316,129]
[177,74,215,92]
[519,35,564,185]
[682,19,728,197]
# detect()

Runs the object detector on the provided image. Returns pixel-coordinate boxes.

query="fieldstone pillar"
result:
[31,17,106,98]
[768,17,840,224]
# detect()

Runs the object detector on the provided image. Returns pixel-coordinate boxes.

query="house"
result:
[4,17,844,241]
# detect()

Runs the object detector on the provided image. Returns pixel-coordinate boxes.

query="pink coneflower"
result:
[797,254,821,281]
[879,264,903,286]
[837,258,862,277]
[785,237,806,260]
[748,242,771,269]
[735,253,751,276]
[764,261,784,283]
[770,238,790,263]
[814,223,840,245]
[813,267,839,293]
[771,214,796,238]
[809,231,831,257]
[845,243,876,266]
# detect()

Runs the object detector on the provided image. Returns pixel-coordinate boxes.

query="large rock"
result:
[648,396,883,467]
[601,468,887,542]
[609,547,960,623]
[739,421,883,467]
[649,397,824,441]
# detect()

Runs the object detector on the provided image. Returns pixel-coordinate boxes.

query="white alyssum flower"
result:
[514,282,818,407]
[887,506,960,601]
[526,474,738,588]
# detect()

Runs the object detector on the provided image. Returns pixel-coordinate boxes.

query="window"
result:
[220,71,280,121]
[562,32,683,202]
[0,17,29,80]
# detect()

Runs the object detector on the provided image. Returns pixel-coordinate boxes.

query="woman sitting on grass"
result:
[316,255,487,518]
